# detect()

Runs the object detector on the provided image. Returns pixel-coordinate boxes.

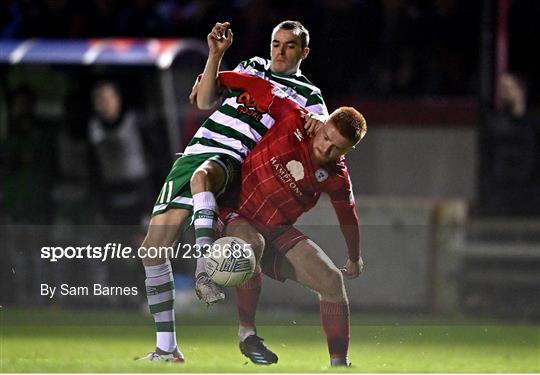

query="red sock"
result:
[236,272,262,327]
[320,300,350,359]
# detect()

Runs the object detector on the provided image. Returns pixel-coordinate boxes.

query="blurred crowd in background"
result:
[2,0,537,98]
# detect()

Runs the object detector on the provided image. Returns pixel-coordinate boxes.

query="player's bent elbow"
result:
[195,92,220,110]
[195,100,215,110]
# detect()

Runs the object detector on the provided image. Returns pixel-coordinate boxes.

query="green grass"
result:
[1,308,539,373]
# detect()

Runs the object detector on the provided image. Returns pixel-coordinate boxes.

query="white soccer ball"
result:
[205,236,256,287]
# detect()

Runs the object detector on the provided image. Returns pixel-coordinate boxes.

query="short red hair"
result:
[328,107,367,146]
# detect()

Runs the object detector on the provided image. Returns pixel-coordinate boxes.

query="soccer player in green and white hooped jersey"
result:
[139,20,328,363]
[183,56,328,162]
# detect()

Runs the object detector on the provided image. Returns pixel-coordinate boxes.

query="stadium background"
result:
[0,0,539,372]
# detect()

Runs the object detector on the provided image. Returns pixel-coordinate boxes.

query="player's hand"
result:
[340,257,364,279]
[302,112,327,137]
[207,22,233,56]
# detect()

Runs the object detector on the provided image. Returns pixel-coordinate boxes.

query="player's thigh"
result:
[223,218,265,263]
[281,238,343,294]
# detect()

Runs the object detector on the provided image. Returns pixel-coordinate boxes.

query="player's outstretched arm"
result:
[194,22,234,110]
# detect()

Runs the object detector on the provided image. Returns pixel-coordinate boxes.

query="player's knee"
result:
[190,162,225,194]
[245,232,265,262]
[226,226,265,261]
[320,267,344,295]
[190,167,210,192]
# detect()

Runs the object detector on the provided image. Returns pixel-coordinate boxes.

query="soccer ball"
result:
[205,236,256,287]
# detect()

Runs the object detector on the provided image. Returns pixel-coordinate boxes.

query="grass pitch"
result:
[1,308,538,373]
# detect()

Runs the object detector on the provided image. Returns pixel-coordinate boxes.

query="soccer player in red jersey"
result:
[216,72,366,367]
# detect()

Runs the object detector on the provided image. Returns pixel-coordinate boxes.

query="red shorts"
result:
[218,209,308,282]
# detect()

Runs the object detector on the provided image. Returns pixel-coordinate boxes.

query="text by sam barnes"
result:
[41,283,138,299]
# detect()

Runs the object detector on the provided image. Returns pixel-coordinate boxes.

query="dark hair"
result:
[273,20,310,49]
[328,107,367,146]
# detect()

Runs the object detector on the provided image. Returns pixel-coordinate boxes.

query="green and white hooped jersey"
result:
[183,57,328,162]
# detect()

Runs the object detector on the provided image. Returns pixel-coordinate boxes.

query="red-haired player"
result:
[216,72,367,367]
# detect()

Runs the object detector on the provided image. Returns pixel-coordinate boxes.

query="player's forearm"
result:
[333,203,361,261]
[218,72,276,113]
[341,222,361,262]
[196,53,225,110]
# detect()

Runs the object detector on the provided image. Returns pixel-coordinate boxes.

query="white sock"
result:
[238,325,257,342]
[145,260,177,353]
[195,257,206,277]
[192,192,218,278]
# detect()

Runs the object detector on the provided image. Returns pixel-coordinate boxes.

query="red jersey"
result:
[218,72,361,261]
